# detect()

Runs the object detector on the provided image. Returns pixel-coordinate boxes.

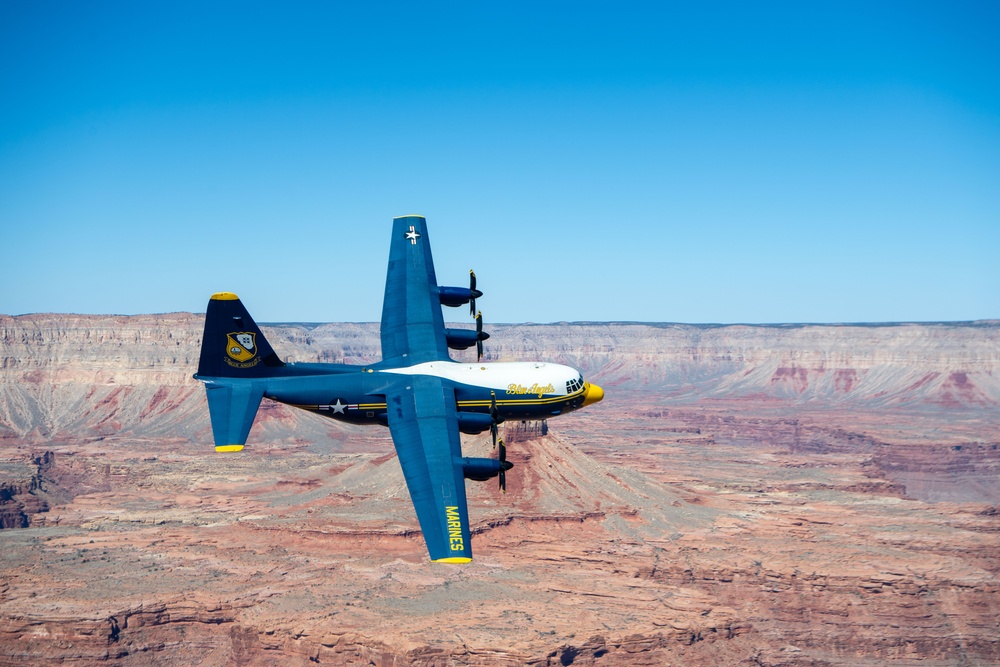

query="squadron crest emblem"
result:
[226,332,257,363]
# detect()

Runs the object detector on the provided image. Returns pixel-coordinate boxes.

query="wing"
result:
[384,375,473,563]
[380,215,451,366]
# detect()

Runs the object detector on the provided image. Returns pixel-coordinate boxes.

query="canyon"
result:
[1,313,998,665]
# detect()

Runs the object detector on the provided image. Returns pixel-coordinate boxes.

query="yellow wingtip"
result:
[210,292,240,301]
[432,557,472,564]
[215,444,245,452]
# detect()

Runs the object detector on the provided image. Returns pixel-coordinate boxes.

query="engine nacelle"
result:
[460,457,505,481]
[438,286,481,308]
[456,411,495,434]
[444,328,489,351]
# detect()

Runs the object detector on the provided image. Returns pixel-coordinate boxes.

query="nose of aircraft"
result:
[582,382,604,407]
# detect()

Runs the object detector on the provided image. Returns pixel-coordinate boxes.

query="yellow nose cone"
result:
[582,382,604,406]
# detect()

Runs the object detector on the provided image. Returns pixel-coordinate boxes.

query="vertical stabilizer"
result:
[196,292,284,379]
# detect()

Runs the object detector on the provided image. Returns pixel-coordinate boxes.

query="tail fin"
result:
[196,292,284,379]
[195,292,283,453]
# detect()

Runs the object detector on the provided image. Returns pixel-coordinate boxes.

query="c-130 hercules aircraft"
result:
[194,215,604,562]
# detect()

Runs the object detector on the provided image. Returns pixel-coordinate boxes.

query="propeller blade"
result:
[469,270,478,317]
[476,311,484,361]
[498,439,507,493]
[490,392,499,448]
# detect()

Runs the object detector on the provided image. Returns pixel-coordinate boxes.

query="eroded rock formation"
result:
[0,314,998,665]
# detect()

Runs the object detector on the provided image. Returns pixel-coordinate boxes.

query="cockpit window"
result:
[566,374,585,394]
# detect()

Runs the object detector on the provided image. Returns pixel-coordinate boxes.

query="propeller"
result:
[490,391,500,449]
[498,438,513,493]
[469,270,479,317]
[488,392,513,492]
[475,311,489,361]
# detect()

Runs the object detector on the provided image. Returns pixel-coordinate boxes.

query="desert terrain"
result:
[1,313,998,665]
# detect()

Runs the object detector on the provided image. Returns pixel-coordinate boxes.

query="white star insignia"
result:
[405,226,421,245]
[330,399,347,414]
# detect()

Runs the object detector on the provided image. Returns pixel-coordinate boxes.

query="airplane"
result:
[193,215,604,563]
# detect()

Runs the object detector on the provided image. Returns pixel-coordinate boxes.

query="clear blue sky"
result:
[2,1,997,323]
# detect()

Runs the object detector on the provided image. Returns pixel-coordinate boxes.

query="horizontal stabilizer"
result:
[204,381,265,452]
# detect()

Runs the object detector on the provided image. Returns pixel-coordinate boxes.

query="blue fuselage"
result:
[253,359,598,428]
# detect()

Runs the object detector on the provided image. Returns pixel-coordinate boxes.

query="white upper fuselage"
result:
[380,360,583,397]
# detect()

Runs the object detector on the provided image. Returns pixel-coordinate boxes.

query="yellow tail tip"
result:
[215,444,245,453]
[432,557,472,564]
[210,292,240,301]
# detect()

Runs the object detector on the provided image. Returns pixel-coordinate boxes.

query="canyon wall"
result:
[1,313,998,666]
[2,314,997,444]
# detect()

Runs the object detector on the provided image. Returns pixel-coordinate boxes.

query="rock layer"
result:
[2,314,997,441]
[1,313,998,665]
